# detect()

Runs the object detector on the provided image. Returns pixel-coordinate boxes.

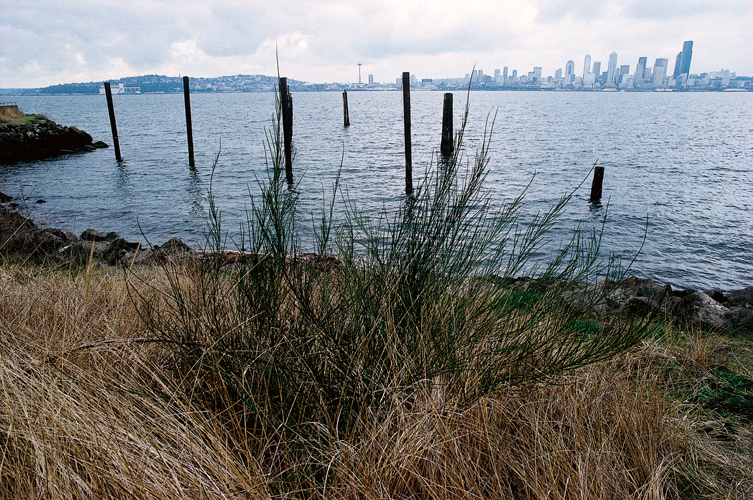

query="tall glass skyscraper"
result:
[635,57,647,85]
[679,41,693,75]
[583,54,591,78]
[606,52,618,86]
[673,52,683,79]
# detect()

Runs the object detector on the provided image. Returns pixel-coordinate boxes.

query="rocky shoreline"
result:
[0,115,108,163]
[1,199,751,334]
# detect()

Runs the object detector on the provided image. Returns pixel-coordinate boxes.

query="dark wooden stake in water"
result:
[182,76,195,168]
[402,72,412,195]
[279,77,294,184]
[590,166,605,202]
[342,90,350,127]
[440,93,454,158]
[183,76,196,167]
[104,82,122,162]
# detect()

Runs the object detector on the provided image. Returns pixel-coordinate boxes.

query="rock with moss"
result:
[0,115,107,163]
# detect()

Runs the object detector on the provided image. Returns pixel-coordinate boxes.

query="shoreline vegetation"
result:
[1,91,751,499]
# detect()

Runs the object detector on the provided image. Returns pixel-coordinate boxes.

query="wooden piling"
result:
[104,82,122,162]
[183,76,195,168]
[590,166,605,202]
[279,77,293,183]
[441,93,453,157]
[343,90,350,127]
[402,72,412,195]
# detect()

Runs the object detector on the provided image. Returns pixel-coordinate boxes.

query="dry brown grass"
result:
[0,265,269,499]
[0,107,25,124]
[0,263,748,499]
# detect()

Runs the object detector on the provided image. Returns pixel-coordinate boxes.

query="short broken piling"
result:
[590,166,605,202]
[343,90,350,127]
[441,93,453,158]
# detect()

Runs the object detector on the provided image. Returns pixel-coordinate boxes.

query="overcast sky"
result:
[1,0,751,88]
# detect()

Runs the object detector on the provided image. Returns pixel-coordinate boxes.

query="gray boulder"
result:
[80,228,106,241]
[727,287,753,308]
[102,237,130,265]
[30,230,65,252]
[158,237,193,254]
[676,291,732,332]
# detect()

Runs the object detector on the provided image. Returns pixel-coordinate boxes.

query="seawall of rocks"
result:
[0,115,107,163]
[1,201,751,334]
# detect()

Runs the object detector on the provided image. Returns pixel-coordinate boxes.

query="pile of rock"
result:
[58,229,194,267]
[0,204,193,266]
[492,275,752,334]
[0,115,107,162]
[606,277,752,333]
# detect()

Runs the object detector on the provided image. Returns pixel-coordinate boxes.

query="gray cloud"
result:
[0,0,751,88]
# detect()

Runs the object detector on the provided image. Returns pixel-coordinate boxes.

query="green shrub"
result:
[133,89,650,455]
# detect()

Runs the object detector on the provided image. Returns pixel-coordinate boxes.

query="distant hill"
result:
[14,74,310,95]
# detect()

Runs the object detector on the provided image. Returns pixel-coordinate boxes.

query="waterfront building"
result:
[512,69,518,79]
[606,52,618,86]
[555,68,562,80]
[368,74,374,84]
[583,54,591,78]
[503,66,508,79]
[592,61,601,81]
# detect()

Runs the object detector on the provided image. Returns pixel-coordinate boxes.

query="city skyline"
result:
[1,0,752,89]
[4,39,748,94]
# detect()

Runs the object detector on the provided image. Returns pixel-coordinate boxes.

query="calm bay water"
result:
[1,91,751,291]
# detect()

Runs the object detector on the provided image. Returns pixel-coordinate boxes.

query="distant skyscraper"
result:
[583,54,591,78]
[565,60,575,83]
[368,74,374,84]
[652,58,668,86]
[555,68,562,79]
[673,51,683,79]
[635,57,647,86]
[606,52,618,86]
[680,41,693,75]
[592,61,601,80]
[512,69,517,79]
[533,66,542,83]
[494,68,500,78]
[503,67,508,79]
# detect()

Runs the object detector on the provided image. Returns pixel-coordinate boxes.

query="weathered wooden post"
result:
[440,92,453,157]
[279,77,294,184]
[590,166,605,202]
[183,76,195,168]
[104,82,122,162]
[342,90,350,127]
[402,72,412,195]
